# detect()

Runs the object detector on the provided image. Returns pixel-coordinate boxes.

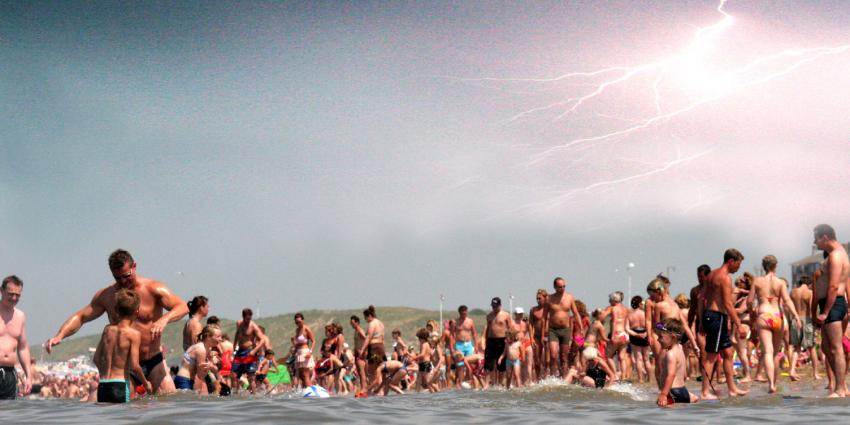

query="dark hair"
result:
[242,308,253,318]
[723,248,744,263]
[814,224,836,241]
[630,295,643,309]
[661,317,684,337]
[188,295,208,316]
[206,316,221,326]
[553,277,565,286]
[115,289,140,318]
[363,305,376,318]
[458,305,468,313]
[797,276,811,287]
[1,275,22,291]
[294,312,304,320]
[108,249,134,271]
[697,264,711,277]
[350,315,360,324]
[416,328,429,341]
[392,328,401,336]
[762,255,778,273]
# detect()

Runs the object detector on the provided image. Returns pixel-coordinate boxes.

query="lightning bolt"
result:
[461,0,849,217]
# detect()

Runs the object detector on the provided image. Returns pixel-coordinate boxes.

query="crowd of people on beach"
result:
[1,224,849,407]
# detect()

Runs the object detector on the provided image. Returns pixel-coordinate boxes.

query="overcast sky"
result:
[3,1,849,344]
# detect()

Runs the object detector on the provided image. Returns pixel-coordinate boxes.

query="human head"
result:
[198,324,222,344]
[553,277,566,293]
[294,312,304,324]
[536,289,548,305]
[582,346,599,361]
[426,319,438,333]
[797,275,811,287]
[490,297,502,311]
[514,306,524,318]
[575,300,588,318]
[1,275,23,308]
[188,295,209,316]
[762,255,778,273]
[115,288,141,319]
[391,329,401,339]
[674,293,689,309]
[363,305,377,320]
[505,328,517,341]
[108,249,136,287]
[458,305,468,317]
[697,264,711,284]
[813,224,837,250]
[206,316,221,327]
[737,272,754,290]
[416,328,429,342]
[350,315,361,326]
[242,308,253,321]
[646,278,666,301]
[630,295,643,310]
[723,248,744,273]
[656,318,684,348]
[608,291,623,305]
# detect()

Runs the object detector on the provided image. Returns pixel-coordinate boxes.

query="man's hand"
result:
[817,313,827,324]
[23,377,32,395]
[45,337,62,354]
[151,318,168,338]
[656,393,669,407]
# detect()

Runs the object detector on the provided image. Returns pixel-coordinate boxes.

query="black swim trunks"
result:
[484,337,507,372]
[826,296,848,324]
[703,310,732,353]
[419,361,433,373]
[0,366,17,400]
[97,380,129,403]
[130,352,164,386]
[669,386,691,403]
[629,327,649,347]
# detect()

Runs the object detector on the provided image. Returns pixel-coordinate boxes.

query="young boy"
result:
[500,329,523,389]
[413,328,438,393]
[93,289,151,403]
[656,318,699,407]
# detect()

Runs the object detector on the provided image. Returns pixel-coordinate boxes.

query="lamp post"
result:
[627,262,636,301]
[666,266,677,282]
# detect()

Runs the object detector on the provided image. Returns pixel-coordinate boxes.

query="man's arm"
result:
[17,314,32,395]
[470,319,479,352]
[687,288,698,326]
[541,304,550,342]
[811,269,821,319]
[249,323,267,356]
[722,276,744,334]
[656,353,677,407]
[820,255,841,322]
[151,283,189,338]
[46,293,107,353]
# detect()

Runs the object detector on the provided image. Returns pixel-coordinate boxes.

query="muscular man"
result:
[789,276,818,381]
[813,224,849,398]
[483,297,511,387]
[542,277,583,379]
[701,248,749,399]
[528,289,548,380]
[688,265,711,363]
[232,308,266,394]
[46,250,188,394]
[0,275,32,399]
[451,305,478,388]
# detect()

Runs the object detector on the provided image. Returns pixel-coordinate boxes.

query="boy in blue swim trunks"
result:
[500,329,523,389]
[94,289,152,403]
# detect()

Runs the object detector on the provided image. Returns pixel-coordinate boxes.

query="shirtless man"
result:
[183,295,209,351]
[600,292,629,379]
[0,275,32,399]
[233,308,266,394]
[701,248,749,399]
[350,315,368,392]
[747,255,801,393]
[789,276,818,381]
[542,277,583,378]
[528,289,548,380]
[46,250,188,394]
[813,224,850,397]
[483,297,511,387]
[452,305,478,388]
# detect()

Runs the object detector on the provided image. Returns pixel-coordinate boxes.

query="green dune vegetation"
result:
[32,307,492,366]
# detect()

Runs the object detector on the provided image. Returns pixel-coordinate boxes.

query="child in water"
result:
[93,289,151,403]
[500,329,523,389]
[567,346,616,389]
[656,318,699,407]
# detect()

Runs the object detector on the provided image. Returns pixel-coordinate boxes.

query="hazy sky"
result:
[3,1,849,343]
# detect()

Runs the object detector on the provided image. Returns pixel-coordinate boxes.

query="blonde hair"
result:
[674,294,689,309]
[582,346,599,360]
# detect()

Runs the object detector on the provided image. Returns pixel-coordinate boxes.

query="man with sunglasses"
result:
[46,249,188,394]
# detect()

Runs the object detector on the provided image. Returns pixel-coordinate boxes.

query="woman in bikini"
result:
[358,305,386,386]
[747,255,802,394]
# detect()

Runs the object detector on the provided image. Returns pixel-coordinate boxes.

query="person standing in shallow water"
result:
[701,248,749,399]
[46,249,188,394]
[813,224,850,398]
[183,296,209,351]
[0,275,32,399]
[542,277,583,379]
